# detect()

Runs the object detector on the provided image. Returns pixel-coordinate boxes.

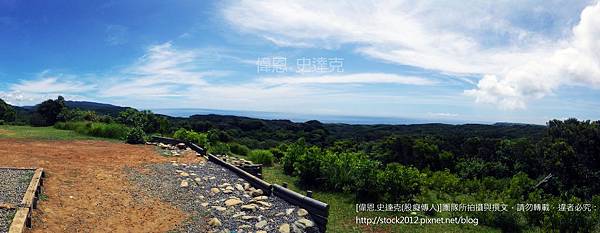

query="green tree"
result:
[0,98,16,123]
[35,96,65,126]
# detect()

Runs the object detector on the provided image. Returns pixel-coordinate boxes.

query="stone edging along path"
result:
[0,167,45,233]
[148,137,330,232]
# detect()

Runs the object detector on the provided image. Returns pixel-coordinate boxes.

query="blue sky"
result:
[1,0,599,124]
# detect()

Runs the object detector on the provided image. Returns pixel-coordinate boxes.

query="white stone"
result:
[208,218,222,227]
[255,220,268,229]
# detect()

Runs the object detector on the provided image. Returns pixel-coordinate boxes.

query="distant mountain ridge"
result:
[14,99,542,126]
[22,101,129,116]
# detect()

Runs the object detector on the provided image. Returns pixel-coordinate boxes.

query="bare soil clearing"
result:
[0,139,203,233]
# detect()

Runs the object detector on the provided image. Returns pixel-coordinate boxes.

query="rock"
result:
[177,143,187,149]
[255,220,268,229]
[223,190,233,194]
[279,223,290,233]
[294,218,315,229]
[238,224,252,229]
[257,231,267,233]
[201,202,209,207]
[297,208,308,217]
[275,212,285,217]
[235,184,244,191]
[211,188,220,193]
[194,177,202,182]
[212,206,227,212]
[252,196,268,201]
[243,183,251,190]
[250,189,264,197]
[241,204,258,212]
[225,198,243,206]
[232,212,245,218]
[208,218,222,227]
[286,208,294,215]
[225,186,235,191]
[180,172,189,177]
[256,201,272,208]
[180,180,189,188]
[241,215,257,220]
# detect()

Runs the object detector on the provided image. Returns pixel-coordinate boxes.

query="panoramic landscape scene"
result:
[1,1,600,233]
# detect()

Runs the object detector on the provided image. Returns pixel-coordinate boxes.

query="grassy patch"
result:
[0,125,114,141]
[55,121,130,140]
[263,165,500,233]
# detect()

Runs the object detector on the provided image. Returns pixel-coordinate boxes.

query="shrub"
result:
[126,127,146,144]
[294,146,323,186]
[282,139,306,175]
[269,147,285,160]
[376,163,424,203]
[54,121,129,139]
[230,143,250,156]
[318,151,381,200]
[173,128,208,147]
[248,149,274,166]
[208,142,230,155]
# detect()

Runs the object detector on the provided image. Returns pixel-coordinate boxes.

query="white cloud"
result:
[100,42,212,98]
[466,2,600,109]
[260,73,436,86]
[0,74,95,105]
[222,0,571,74]
[222,0,600,109]
[428,112,459,118]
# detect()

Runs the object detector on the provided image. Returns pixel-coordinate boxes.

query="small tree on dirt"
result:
[35,96,65,126]
[126,127,146,144]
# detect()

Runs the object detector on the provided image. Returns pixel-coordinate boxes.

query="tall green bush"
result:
[173,128,208,147]
[282,139,306,175]
[376,163,424,203]
[208,142,230,155]
[248,149,274,166]
[54,121,129,139]
[294,146,323,186]
[126,127,146,144]
[230,143,250,156]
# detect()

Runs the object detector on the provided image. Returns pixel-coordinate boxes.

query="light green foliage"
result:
[376,163,424,203]
[173,128,208,147]
[248,149,274,166]
[208,142,230,155]
[282,138,306,175]
[54,121,130,139]
[0,125,110,140]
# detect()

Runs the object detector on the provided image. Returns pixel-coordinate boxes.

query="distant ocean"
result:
[151,108,482,125]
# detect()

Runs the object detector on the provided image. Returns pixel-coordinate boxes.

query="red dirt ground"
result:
[0,139,203,233]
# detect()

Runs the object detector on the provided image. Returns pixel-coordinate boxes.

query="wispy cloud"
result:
[0,73,95,105]
[100,42,212,98]
[222,0,600,110]
[260,73,436,86]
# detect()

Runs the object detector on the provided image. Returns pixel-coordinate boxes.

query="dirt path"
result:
[0,139,203,233]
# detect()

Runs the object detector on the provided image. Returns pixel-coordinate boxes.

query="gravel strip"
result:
[0,169,34,205]
[127,160,320,233]
[0,208,16,233]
